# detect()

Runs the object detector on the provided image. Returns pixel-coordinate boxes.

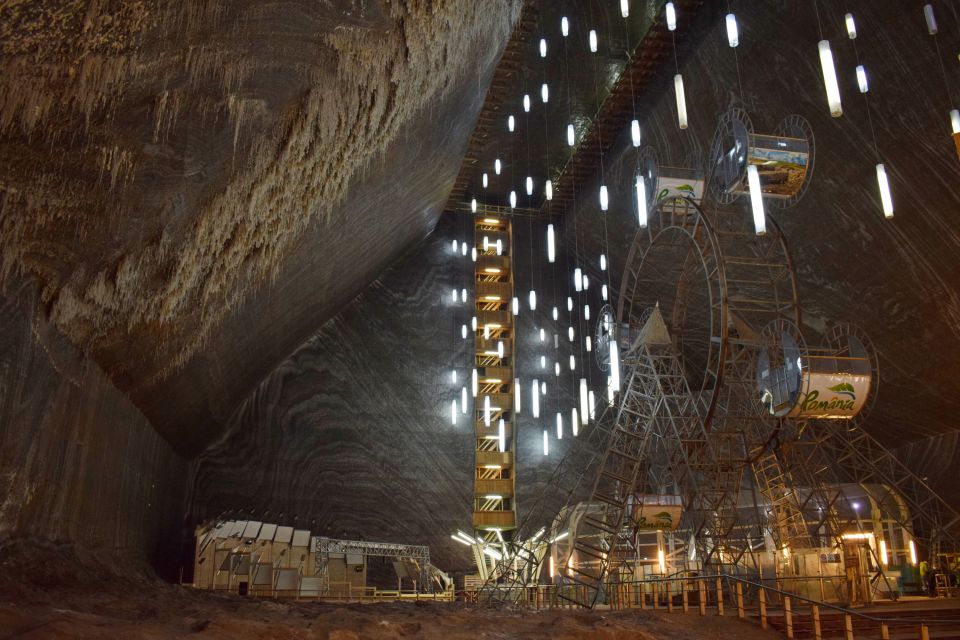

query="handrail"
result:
[614,574,960,626]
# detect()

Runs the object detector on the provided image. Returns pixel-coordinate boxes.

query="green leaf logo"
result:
[654,511,673,522]
[827,382,856,398]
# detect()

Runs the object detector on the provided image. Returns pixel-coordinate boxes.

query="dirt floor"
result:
[0,543,783,639]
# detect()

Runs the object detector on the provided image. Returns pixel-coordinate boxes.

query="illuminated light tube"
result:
[539,328,545,342]
[482,172,488,188]
[666,2,676,31]
[552,306,558,321]
[589,30,598,52]
[497,340,504,359]
[512,297,519,315]
[529,289,537,310]
[471,247,477,262]
[602,284,608,301]
[461,242,467,256]
[599,185,609,211]
[540,355,546,369]
[582,274,589,290]
[561,16,569,37]
[483,547,502,560]
[674,74,688,129]
[496,239,502,255]
[567,123,575,147]
[508,115,515,132]
[747,164,767,235]
[586,336,592,352]
[568,326,574,341]
[483,395,491,426]
[451,370,457,384]
[950,109,960,134]
[818,40,843,118]
[498,419,506,452]
[876,163,894,218]
[543,430,549,455]
[471,316,477,331]
[567,297,573,311]
[553,333,559,348]
[472,368,478,397]
[547,224,556,263]
[523,94,531,112]
[554,361,560,377]
[725,13,738,48]
[532,379,540,418]
[579,379,589,425]
[483,324,490,340]
[571,408,579,437]
[451,288,457,303]
[526,176,533,196]
[584,304,590,320]
[856,65,868,94]
[569,354,575,370]
[621,0,629,18]
[451,534,471,546]
[588,390,596,418]
[630,119,642,147]
[541,381,546,395]
[471,198,477,213]
[461,324,467,339]
[574,267,582,292]
[452,239,458,252]
[924,4,937,35]
[514,379,521,413]
[556,412,563,440]
[909,539,918,565]
[509,191,517,209]
[483,236,489,251]
[461,387,467,414]
[845,13,857,39]
[451,399,457,425]
[636,174,648,227]
[461,288,467,302]
[610,340,621,392]
[546,179,553,201]
[540,38,547,57]
[600,254,607,271]
[541,83,549,103]
[495,158,502,174]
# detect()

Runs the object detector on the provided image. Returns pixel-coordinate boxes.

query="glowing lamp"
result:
[461,288,467,302]
[546,179,553,200]
[541,83,549,103]
[547,224,556,262]
[588,390,596,418]
[554,361,560,377]
[497,340,504,359]
[726,14,738,47]
[572,408,579,436]
[483,395,491,426]
[845,13,856,39]
[621,0,629,18]
[498,419,506,452]
[666,3,676,31]
[610,340,621,392]
[818,40,843,117]
[556,412,563,439]
[512,297,519,315]
[631,119,641,147]
[876,163,894,218]
[674,74,688,129]
[567,123,575,147]
[529,289,537,310]
[451,288,457,303]
[482,173,488,188]
[532,379,540,418]
[567,297,573,311]
[569,355,575,370]
[451,400,457,425]
[561,16,569,37]
[539,38,547,58]
[461,242,467,256]
[461,324,467,339]
[514,378,521,413]
[510,191,517,209]
[508,115,515,132]
[472,369,478,397]
[856,65,868,94]
[950,109,960,134]
[924,4,937,35]
[747,164,767,235]
[636,174,648,227]
[574,267,582,292]
[526,176,533,195]
[568,326,574,341]
[552,306,558,321]
[586,336,592,352]
[523,94,531,112]
[461,387,467,414]
[584,303,590,320]
[602,284,608,301]
[589,30,597,52]
[471,198,477,213]
[543,430,549,455]
[599,185,609,211]
[494,158,501,175]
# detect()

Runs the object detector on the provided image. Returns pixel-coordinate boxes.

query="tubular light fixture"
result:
[602,284,608,301]
[471,247,477,262]
[539,328,545,342]
[574,267,582,291]
[599,185,609,211]
[512,297,519,315]
[610,341,621,392]
[567,123,575,146]
[532,379,540,418]
[546,179,553,200]
[631,119,641,147]
[498,419,506,452]
[845,13,856,39]
[586,336,592,351]
[950,109,960,134]
[600,254,607,270]
[725,14,738,48]
[552,306,558,321]
[579,379,589,425]
[561,16,569,37]
[470,198,477,213]
[621,0,629,18]
[818,40,842,117]
[547,224,556,262]
[876,163,894,218]
[508,115,515,132]
[584,304,591,320]
[541,381,546,395]
[529,289,537,310]
[540,38,547,57]
[582,274,589,290]
[526,176,533,195]
[541,83,549,103]
[747,164,767,235]
[856,65,868,94]
[483,324,490,340]
[572,408,579,436]
[523,94,531,112]
[461,242,467,256]
[514,379,521,413]
[483,395,491,426]
[496,240,503,254]
[452,239,458,252]
[567,297,573,311]
[451,288,457,303]
[909,539,918,565]
[588,390,596,418]
[461,288,467,302]
[497,340,505,359]
[451,534,471,546]
[494,158,501,175]
[451,400,457,425]
[569,355,575,370]
[553,333,559,348]
[543,430,549,455]
[568,326,574,341]
[471,316,477,331]
[461,324,467,339]
[509,191,517,209]
[461,387,467,414]
[482,172,488,188]
[483,236,489,251]
[472,369,478,397]
[554,362,560,377]
[666,2,676,31]
[556,412,563,439]
[540,355,546,368]
[589,30,598,52]
[674,74,688,129]
[636,174,648,227]
[924,4,937,35]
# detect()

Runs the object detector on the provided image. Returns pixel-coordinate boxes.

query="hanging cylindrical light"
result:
[461,324,467,339]
[472,368,478,397]
[547,224,556,263]
[471,247,477,262]
[582,274,589,290]
[601,284,608,301]
[539,38,547,58]
[950,109,960,134]
[471,316,477,331]
[554,361,560,377]
[471,198,477,213]
[600,254,607,271]
[568,326,574,341]
[541,83,549,103]
[461,386,467,414]
[526,176,534,196]
[482,236,489,251]
[496,239,502,255]
[631,119,641,147]
[856,65,868,94]
[523,94,531,112]
[569,354,575,370]
[539,328,545,342]
[586,336,592,352]
[483,324,490,340]
[552,306,558,321]
[620,0,629,18]
[508,115,515,132]
[588,390,596,419]
[540,355,545,368]
[610,341,621,392]
[452,239,458,253]
[589,30,598,52]
[574,267,582,292]
[845,13,857,39]
[494,158,502,175]
[567,297,573,311]
[584,304,591,320]
[498,418,506,452]
[451,399,457,425]
[483,394,491,426]
[529,289,537,310]
[876,163,894,218]
[725,14,738,48]
[514,378,521,413]
[509,191,517,209]
[674,74,688,129]
[556,412,563,439]
[665,2,676,31]
[461,242,467,256]
[571,408,579,437]
[599,185,609,211]
[636,174,648,227]
[579,379,589,424]
[747,164,767,235]
[543,430,549,455]
[512,297,519,315]
[817,40,843,118]
[482,172,489,188]
[923,4,937,35]
[532,379,540,418]
[567,123,575,147]
[546,179,553,200]
[451,288,457,303]
[497,340,504,359]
